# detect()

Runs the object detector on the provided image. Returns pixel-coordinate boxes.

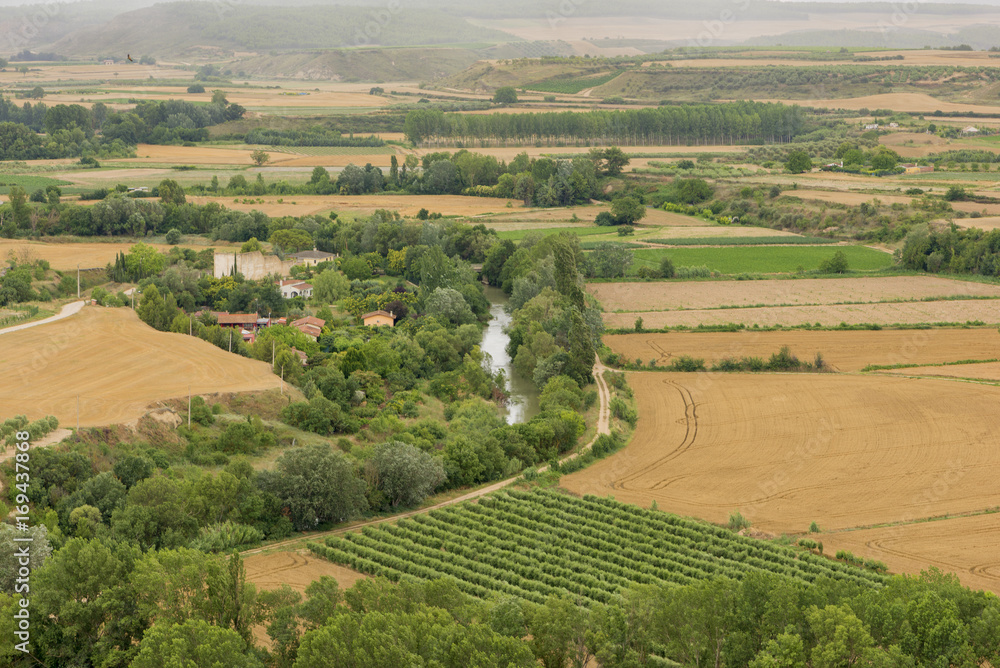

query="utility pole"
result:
[188,385,191,428]
[77,263,80,299]
[280,365,284,395]
[272,339,275,367]
[228,329,232,353]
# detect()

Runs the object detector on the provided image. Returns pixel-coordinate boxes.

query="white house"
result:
[288,248,337,267]
[275,279,313,299]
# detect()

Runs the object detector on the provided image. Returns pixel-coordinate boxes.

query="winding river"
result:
[480,286,541,424]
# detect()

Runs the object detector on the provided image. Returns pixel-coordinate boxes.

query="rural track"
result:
[0,300,85,336]
[241,355,613,557]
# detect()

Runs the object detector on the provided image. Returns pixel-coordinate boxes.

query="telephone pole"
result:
[76,263,80,299]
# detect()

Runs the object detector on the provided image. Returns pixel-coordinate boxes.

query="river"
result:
[480,286,541,424]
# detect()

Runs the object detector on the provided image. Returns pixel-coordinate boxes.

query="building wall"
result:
[214,251,298,280]
[364,315,394,327]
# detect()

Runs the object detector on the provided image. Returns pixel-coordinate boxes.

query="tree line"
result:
[403,102,807,146]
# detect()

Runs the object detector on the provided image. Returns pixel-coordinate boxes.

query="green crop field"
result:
[629,245,893,274]
[0,175,73,195]
[245,106,383,116]
[647,236,837,246]
[311,489,885,608]
[525,71,624,94]
[496,227,618,241]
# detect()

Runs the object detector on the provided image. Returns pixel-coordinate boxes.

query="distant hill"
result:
[44,2,515,59]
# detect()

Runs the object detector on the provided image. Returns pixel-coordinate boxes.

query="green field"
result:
[524,71,624,94]
[629,245,893,274]
[312,489,884,608]
[246,106,383,116]
[647,236,837,246]
[0,175,73,195]
[496,226,617,241]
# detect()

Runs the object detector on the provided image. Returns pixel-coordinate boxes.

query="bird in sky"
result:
[127,54,134,62]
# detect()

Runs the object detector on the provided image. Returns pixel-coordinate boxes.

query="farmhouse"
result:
[362,310,395,327]
[275,279,313,298]
[287,248,337,267]
[214,251,298,280]
[291,316,325,339]
[963,126,980,134]
[214,312,259,329]
[902,164,934,174]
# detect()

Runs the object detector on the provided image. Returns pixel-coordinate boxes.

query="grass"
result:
[647,236,836,246]
[524,71,624,94]
[629,246,894,275]
[496,227,617,241]
[0,175,73,194]
[245,106,383,116]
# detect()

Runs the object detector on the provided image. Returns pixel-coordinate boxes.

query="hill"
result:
[45,2,514,59]
[0,306,280,427]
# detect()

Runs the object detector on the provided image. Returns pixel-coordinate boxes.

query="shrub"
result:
[667,355,705,372]
[187,83,206,93]
[728,511,751,532]
[659,256,675,278]
[189,521,264,552]
[809,520,820,533]
[609,397,637,426]
[165,228,181,245]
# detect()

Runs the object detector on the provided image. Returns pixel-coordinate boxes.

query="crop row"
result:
[313,489,885,607]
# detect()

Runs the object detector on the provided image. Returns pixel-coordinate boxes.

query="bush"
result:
[189,521,264,552]
[675,265,712,279]
[667,355,705,372]
[165,228,182,245]
[818,250,849,274]
[609,396,637,426]
[659,256,675,278]
[187,83,206,93]
[728,511,751,532]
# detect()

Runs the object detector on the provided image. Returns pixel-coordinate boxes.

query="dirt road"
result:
[0,301,84,336]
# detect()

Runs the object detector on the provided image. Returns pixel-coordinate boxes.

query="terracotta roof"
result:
[292,316,325,328]
[215,312,259,325]
[294,323,322,338]
[361,310,395,320]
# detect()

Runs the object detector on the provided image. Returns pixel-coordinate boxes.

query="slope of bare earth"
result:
[820,514,1000,596]
[605,328,1000,372]
[602,300,1000,329]
[0,239,237,271]
[589,276,1000,312]
[0,307,278,427]
[560,372,1000,535]
[244,550,367,593]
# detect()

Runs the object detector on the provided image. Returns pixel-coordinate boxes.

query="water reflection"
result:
[480,286,541,424]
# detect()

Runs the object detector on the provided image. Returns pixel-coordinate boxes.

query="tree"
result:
[785,150,813,174]
[424,287,476,325]
[590,242,633,278]
[240,237,263,253]
[806,605,874,668]
[365,441,446,508]
[113,454,154,489]
[610,196,646,225]
[165,228,182,244]
[673,178,713,204]
[660,256,675,278]
[211,90,229,105]
[0,524,51,592]
[493,87,518,105]
[818,250,849,274]
[187,83,205,93]
[132,619,263,668]
[158,179,186,205]
[251,149,270,166]
[312,269,350,303]
[527,594,592,668]
[269,228,314,253]
[256,444,368,530]
[137,284,168,330]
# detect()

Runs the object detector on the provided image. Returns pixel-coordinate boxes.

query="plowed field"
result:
[819,514,1000,596]
[0,307,278,426]
[603,300,1000,329]
[881,360,1000,381]
[245,550,367,593]
[590,276,1000,312]
[561,373,1000,534]
[605,328,1000,372]
[0,239,234,271]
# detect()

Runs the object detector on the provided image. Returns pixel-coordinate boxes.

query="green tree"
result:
[312,268,350,303]
[527,594,592,668]
[364,441,446,508]
[132,619,263,668]
[212,90,229,105]
[590,242,633,278]
[251,149,270,166]
[611,195,646,225]
[7,185,29,229]
[270,228,314,253]
[137,284,168,330]
[256,444,368,530]
[158,178,186,205]
[806,605,875,668]
[113,454,155,489]
[493,87,518,105]
[785,150,813,174]
[424,287,476,325]
[240,237,263,253]
[818,250,849,274]
[165,228,182,245]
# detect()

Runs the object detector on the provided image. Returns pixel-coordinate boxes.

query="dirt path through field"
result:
[241,356,612,561]
[0,301,84,335]
[0,429,72,465]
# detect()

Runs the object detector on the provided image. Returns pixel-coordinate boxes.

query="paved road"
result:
[0,301,85,336]
[242,355,614,556]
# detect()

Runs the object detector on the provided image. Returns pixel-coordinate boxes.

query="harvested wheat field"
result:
[0,239,232,271]
[561,372,1000,534]
[589,275,1000,312]
[123,144,294,166]
[820,514,1000,595]
[245,550,367,593]
[785,189,912,207]
[0,307,278,426]
[606,328,1000,372]
[758,93,1000,114]
[950,216,1000,231]
[880,360,1000,381]
[603,299,1000,329]
[189,194,520,217]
